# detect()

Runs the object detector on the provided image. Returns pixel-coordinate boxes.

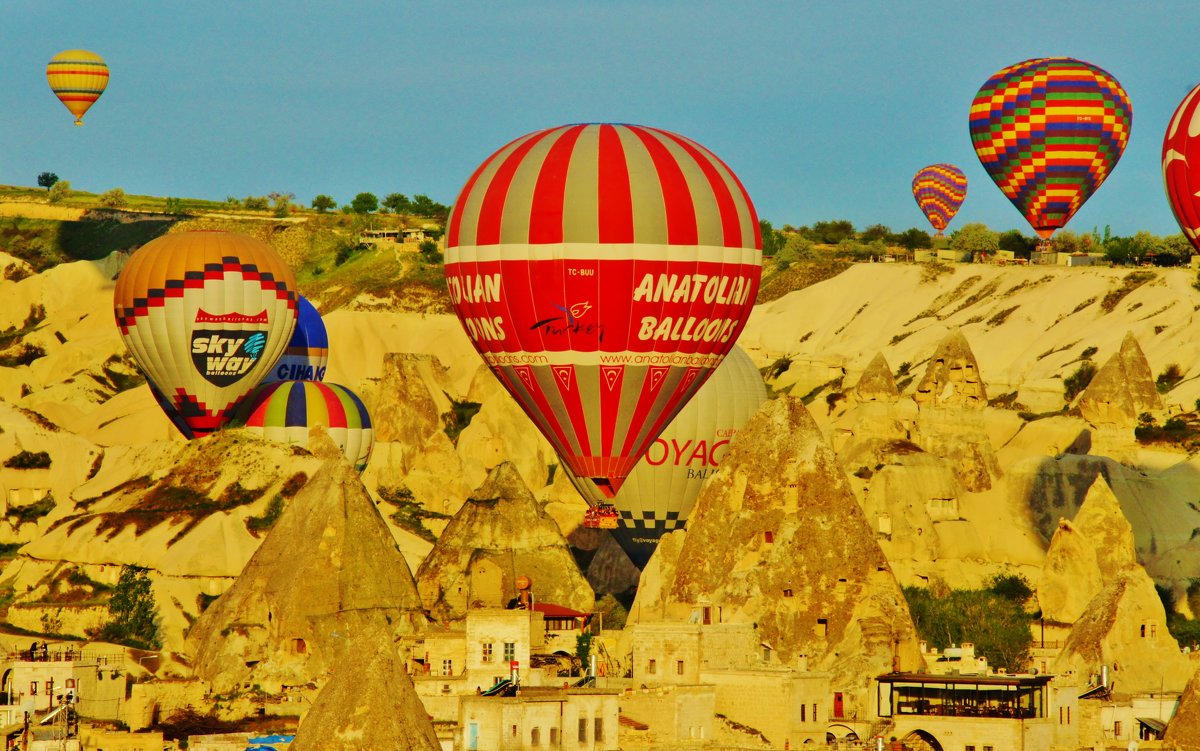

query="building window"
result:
[532,727,541,746]
[595,718,604,742]
[1067,707,1071,724]
[1152,624,1158,638]
[816,619,827,637]
[676,660,684,675]
[442,659,453,676]
[965,746,975,751]
[983,746,994,751]
[292,638,307,654]
[1141,624,1147,637]
[783,588,793,598]
[764,531,774,543]
[29,682,37,696]
[702,607,712,625]
[65,679,76,689]
[578,719,588,743]
[800,704,806,722]
[812,704,817,723]
[550,728,559,746]
[482,643,493,662]
[503,642,516,662]
[1114,721,1122,737]
[512,725,519,737]
[648,659,657,674]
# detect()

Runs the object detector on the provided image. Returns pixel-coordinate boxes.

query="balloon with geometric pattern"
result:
[1163,82,1200,253]
[46,49,109,126]
[445,123,762,503]
[114,231,298,439]
[911,164,967,236]
[969,57,1132,239]
[234,380,374,472]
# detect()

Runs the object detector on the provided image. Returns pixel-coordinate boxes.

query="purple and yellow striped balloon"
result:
[912,164,967,234]
[236,380,374,472]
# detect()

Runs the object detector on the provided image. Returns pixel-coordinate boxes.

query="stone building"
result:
[458,688,618,751]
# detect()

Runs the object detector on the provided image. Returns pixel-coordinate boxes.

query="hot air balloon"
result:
[46,49,109,126]
[445,123,762,504]
[912,164,967,236]
[567,345,766,567]
[261,295,329,384]
[234,380,374,472]
[1163,82,1200,252]
[114,231,298,439]
[969,57,1131,240]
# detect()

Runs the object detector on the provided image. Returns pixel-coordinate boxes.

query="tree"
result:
[1160,234,1193,266]
[382,193,411,214]
[37,172,59,190]
[311,194,336,213]
[350,192,379,214]
[1128,230,1163,263]
[810,219,856,244]
[997,229,1036,258]
[47,180,71,204]
[774,233,815,269]
[268,191,295,218]
[859,223,891,243]
[760,219,785,258]
[98,187,127,208]
[1104,236,1134,265]
[904,584,1033,671]
[950,223,999,256]
[893,227,932,251]
[1049,230,1084,255]
[101,565,160,649]
[411,194,449,219]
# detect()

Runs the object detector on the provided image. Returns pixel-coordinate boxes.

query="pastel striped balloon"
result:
[46,49,109,126]
[970,57,1131,238]
[1163,82,1200,252]
[236,381,374,472]
[446,123,762,502]
[911,164,967,234]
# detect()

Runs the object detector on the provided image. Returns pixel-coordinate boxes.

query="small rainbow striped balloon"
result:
[46,49,109,126]
[911,164,968,234]
[235,380,374,472]
[969,57,1131,239]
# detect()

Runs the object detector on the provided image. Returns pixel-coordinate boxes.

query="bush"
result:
[245,495,284,535]
[4,450,51,469]
[1157,364,1184,393]
[1063,361,1096,401]
[47,180,71,204]
[98,188,127,208]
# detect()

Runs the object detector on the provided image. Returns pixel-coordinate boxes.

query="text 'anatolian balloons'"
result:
[445,123,762,501]
[970,57,1131,239]
[235,380,374,472]
[46,49,108,126]
[911,164,967,235]
[1163,82,1200,252]
[114,231,298,439]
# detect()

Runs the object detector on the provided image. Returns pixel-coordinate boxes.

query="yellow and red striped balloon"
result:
[46,49,109,126]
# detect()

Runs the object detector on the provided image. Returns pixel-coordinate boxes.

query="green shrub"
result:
[1157,363,1184,393]
[4,450,51,469]
[1063,361,1096,401]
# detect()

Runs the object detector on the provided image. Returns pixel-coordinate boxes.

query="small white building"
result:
[458,687,619,751]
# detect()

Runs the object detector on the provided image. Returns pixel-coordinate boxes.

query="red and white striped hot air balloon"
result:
[444,123,762,503]
[1164,82,1200,252]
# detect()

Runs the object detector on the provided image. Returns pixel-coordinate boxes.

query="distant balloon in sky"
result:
[566,345,767,568]
[46,49,108,126]
[444,123,762,503]
[911,164,967,236]
[969,57,1131,239]
[114,231,298,439]
[1163,82,1200,253]
[261,295,329,384]
[235,380,374,472]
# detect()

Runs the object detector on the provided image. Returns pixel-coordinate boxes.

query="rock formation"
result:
[585,534,641,595]
[913,329,986,408]
[658,397,924,691]
[851,352,899,404]
[1078,331,1162,427]
[186,430,424,693]
[1163,666,1200,749]
[457,365,554,494]
[289,610,440,751]
[415,462,593,621]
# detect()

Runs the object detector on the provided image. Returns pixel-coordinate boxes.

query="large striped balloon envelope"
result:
[1163,82,1200,253]
[46,49,109,126]
[969,57,1131,238]
[911,164,967,235]
[445,123,762,503]
[235,380,374,472]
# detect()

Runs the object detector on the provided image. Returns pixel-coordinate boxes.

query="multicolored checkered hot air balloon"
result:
[1163,82,1200,253]
[969,57,1131,239]
[114,231,298,439]
[46,49,109,126]
[235,380,374,472]
[911,164,967,236]
[445,123,762,503]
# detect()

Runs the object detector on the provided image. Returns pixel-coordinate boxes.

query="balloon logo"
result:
[234,381,374,472]
[1163,82,1200,252]
[261,296,329,384]
[970,57,1131,239]
[445,123,762,501]
[114,231,298,439]
[911,164,967,236]
[566,346,766,567]
[47,49,108,126]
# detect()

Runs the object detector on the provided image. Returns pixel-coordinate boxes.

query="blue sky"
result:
[2,0,1194,236]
